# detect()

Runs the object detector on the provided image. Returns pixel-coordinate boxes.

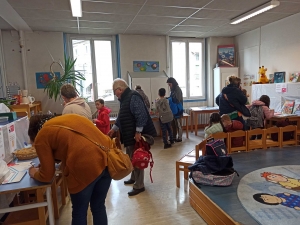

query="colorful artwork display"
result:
[133,61,159,72]
[217,45,235,67]
[35,72,60,89]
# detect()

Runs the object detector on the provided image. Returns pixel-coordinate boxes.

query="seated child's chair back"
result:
[229,130,247,153]
[247,128,265,151]
[264,126,281,148]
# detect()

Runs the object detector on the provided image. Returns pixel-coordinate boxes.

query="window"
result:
[68,35,117,102]
[170,39,205,100]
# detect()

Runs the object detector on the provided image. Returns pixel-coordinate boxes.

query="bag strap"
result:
[49,125,110,152]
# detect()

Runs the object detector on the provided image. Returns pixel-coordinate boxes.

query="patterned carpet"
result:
[237,165,300,225]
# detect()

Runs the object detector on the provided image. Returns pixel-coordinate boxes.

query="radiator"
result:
[110,112,119,118]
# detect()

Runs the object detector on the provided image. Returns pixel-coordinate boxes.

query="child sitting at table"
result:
[93,99,111,134]
[204,113,224,139]
[155,88,174,149]
[221,114,244,147]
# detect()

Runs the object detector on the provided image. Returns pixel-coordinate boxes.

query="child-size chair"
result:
[247,128,265,151]
[264,126,281,148]
[280,125,297,148]
[229,130,247,153]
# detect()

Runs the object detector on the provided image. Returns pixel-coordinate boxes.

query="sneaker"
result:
[164,143,172,149]
[175,138,182,142]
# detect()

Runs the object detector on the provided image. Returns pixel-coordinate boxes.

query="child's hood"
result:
[100,106,111,114]
[251,100,266,106]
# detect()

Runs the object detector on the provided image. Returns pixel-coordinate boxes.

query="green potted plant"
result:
[44,55,85,101]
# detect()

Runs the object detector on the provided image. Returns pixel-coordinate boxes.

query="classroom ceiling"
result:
[1,0,300,37]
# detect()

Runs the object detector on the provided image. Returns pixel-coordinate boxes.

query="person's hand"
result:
[29,167,39,178]
[107,129,115,138]
[92,119,96,123]
[134,132,142,142]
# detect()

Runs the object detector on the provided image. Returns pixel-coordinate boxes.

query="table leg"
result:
[36,188,46,225]
[190,111,193,134]
[51,179,59,219]
[46,186,55,225]
[185,117,189,139]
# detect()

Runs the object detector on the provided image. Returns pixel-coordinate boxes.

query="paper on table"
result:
[8,161,33,171]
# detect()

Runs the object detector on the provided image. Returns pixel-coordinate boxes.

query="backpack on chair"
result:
[246,105,264,129]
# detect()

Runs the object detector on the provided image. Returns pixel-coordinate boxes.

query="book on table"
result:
[292,99,300,115]
[281,100,295,115]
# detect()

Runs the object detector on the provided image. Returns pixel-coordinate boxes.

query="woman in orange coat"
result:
[28,114,111,225]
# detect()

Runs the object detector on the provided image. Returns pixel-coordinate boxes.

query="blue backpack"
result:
[168,98,183,118]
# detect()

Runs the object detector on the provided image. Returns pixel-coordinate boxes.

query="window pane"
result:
[72,40,94,101]
[189,42,202,97]
[94,40,114,101]
[171,42,186,97]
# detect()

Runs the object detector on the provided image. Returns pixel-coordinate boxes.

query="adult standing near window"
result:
[166,77,183,142]
[60,83,92,120]
[215,76,250,129]
[135,85,151,111]
[108,78,156,196]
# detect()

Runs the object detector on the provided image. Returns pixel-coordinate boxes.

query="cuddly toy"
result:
[253,66,269,84]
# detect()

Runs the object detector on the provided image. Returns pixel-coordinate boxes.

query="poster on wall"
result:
[274,72,285,83]
[0,127,5,160]
[217,45,235,67]
[243,74,256,87]
[35,72,60,89]
[133,61,159,72]
[6,122,16,154]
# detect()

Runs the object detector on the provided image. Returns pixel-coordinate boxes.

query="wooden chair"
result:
[195,139,207,159]
[264,126,281,148]
[176,139,206,188]
[297,130,300,145]
[228,130,247,153]
[209,132,229,152]
[280,125,297,148]
[247,128,265,151]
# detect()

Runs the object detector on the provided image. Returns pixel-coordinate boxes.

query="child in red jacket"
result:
[221,114,244,147]
[93,99,111,134]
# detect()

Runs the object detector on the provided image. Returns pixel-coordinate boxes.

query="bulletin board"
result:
[252,83,300,113]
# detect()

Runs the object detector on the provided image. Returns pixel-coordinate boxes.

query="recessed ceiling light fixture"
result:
[230,0,280,24]
[70,0,82,17]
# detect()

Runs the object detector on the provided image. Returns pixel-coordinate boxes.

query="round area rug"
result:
[237,165,300,225]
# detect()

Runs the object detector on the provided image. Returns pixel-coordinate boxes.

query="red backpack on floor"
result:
[132,136,154,182]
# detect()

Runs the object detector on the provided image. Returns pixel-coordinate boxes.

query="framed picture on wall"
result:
[274,72,285,83]
[217,45,235,67]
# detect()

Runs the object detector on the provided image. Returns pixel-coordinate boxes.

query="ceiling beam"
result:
[0,0,31,31]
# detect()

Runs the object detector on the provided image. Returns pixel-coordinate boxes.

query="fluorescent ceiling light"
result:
[70,0,82,17]
[230,0,280,24]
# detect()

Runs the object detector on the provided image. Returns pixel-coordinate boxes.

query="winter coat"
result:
[94,106,111,134]
[224,120,243,147]
[155,97,173,123]
[204,123,223,139]
[247,100,274,126]
[216,84,250,117]
[136,89,151,110]
[167,77,183,104]
[62,97,92,120]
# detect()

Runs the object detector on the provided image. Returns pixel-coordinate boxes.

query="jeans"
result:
[159,120,173,144]
[126,145,144,189]
[70,168,112,225]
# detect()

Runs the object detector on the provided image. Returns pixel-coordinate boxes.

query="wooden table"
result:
[189,107,219,136]
[151,113,190,138]
[0,158,54,225]
[10,102,42,118]
[110,113,190,138]
[266,115,300,129]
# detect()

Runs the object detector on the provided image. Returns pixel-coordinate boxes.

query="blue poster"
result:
[35,72,60,89]
[133,61,159,72]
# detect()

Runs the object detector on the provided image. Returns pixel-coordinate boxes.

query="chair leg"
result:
[176,162,180,188]
[184,170,188,180]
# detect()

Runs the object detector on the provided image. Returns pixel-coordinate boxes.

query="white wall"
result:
[207,37,235,106]
[235,13,300,101]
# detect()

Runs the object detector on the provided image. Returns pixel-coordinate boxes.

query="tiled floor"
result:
[57,132,206,225]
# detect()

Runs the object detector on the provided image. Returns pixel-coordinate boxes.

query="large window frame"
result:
[169,38,206,101]
[66,34,118,102]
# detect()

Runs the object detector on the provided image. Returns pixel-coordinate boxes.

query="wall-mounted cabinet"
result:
[128,71,169,106]
[213,67,239,106]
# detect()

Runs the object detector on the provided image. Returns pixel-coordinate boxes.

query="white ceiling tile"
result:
[172,25,216,32]
[205,0,268,11]
[181,18,229,26]
[124,30,166,35]
[24,18,77,28]
[79,21,128,29]
[81,13,135,23]
[0,16,14,30]
[82,1,142,14]
[132,15,184,25]
[139,5,198,17]
[146,0,212,8]
[126,24,174,32]
[8,0,71,10]
[83,0,146,4]
[168,31,205,37]
[14,8,73,20]
[192,9,243,20]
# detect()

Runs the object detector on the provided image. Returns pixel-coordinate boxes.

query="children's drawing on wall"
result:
[133,61,159,72]
[35,72,60,89]
[217,45,235,67]
[243,74,255,86]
